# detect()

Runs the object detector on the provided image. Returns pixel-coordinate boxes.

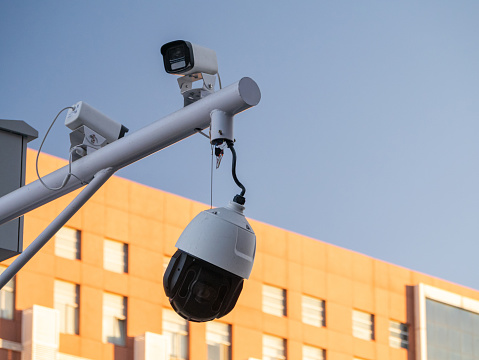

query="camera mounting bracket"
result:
[68,125,107,161]
[177,72,217,106]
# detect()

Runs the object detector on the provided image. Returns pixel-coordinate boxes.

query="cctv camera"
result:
[163,201,256,322]
[160,40,218,76]
[65,101,129,144]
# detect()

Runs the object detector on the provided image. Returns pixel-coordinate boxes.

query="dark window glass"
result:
[426,299,479,358]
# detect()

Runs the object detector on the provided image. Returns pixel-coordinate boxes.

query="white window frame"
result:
[102,292,126,346]
[163,308,189,360]
[0,265,14,320]
[302,344,324,360]
[302,295,325,327]
[103,239,128,273]
[54,280,79,335]
[353,309,374,341]
[263,334,286,360]
[262,285,286,317]
[206,322,231,360]
[55,227,81,260]
[414,283,479,360]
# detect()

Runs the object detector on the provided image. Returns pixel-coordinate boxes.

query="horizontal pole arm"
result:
[0,77,260,226]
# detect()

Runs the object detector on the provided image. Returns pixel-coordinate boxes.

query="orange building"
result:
[1,149,479,360]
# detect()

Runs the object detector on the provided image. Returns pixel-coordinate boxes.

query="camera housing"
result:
[163,201,256,322]
[65,101,129,144]
[160,40,218,76]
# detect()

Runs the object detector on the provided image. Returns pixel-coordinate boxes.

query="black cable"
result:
[226,141,246,203]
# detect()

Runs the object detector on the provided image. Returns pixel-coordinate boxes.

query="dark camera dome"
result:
[163,250,244,322]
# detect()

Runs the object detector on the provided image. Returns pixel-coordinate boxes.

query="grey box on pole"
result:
[0,120,38,261]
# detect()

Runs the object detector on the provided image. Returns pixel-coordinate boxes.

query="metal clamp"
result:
[177,73,217,106]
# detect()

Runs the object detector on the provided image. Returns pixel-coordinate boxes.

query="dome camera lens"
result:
[164,250,244,322]
[193,282,216,303]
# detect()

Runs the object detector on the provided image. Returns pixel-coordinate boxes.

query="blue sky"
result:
[1,1,479,289]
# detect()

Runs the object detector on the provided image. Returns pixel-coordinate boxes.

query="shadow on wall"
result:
[0,309,22,359]
[113,337,134,360]
[406,285,416,360]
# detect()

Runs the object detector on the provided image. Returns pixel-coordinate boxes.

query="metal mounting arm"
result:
[0,167,114,289]
[0,77,260,228]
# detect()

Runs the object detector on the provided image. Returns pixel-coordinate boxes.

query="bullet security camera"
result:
[163,201,256,322]
[65,101,129,144]
[160,40,218,76]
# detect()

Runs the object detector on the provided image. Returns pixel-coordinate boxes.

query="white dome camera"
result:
[163,201,256,322]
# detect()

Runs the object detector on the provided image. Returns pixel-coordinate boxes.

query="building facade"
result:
[0,150,478,360]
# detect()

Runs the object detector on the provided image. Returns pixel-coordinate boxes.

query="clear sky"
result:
[1,1,479,289]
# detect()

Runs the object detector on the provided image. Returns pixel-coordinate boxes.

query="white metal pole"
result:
[0,77,260,227]
[0,167,114,289]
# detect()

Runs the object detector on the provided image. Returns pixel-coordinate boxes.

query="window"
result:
[163,308,188,360]
[426,298,479,358]
[0,266,14,320]
[55,227,81,260]
[102,292,126,346]
[389,320,408,349]
[353,310,374,341]
[302,295,325,327]
[416,283,479,359]
[54,280,79,334]
[262,285,286,317]
[104,239,128,273]
[263,334,286,360]
[302,345,324,360]
[206,322,231,360]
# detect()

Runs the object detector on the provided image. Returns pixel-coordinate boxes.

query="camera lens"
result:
[164,250,244,322]
[161,40,194,74]
[168,45,186,71]
[193,282,216,303]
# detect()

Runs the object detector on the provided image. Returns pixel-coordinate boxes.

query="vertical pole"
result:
[0,167,114,289]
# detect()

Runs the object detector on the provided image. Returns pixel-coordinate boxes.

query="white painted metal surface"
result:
[0,77,260,227]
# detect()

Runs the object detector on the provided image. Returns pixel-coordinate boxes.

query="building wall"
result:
[1,149,479,360]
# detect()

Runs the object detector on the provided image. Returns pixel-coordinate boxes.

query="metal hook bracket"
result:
[177,73,217,106]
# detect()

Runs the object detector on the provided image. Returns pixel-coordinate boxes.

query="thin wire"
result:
[217,72,223,90]
[196,73,222,208]
[210,144,214,209]
[210,76,221,208]
[68,145,91,184]
[194,128,215,208]
[36,107,91,190]
[36,107,75,190]
[198,70,223,208]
